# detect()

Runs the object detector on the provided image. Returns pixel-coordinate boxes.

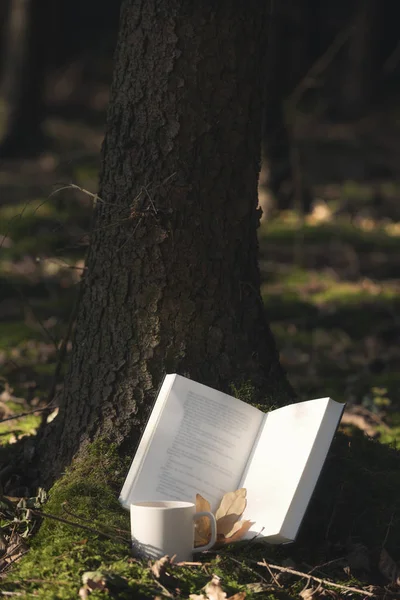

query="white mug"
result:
[130,501,217,562]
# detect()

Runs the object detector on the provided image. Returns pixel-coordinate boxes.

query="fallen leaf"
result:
[78,585,89,599]
[215,489,246,524]
[86,578,106,592]
[79,571,107,598]
[82,571,107,590]
[204,574,227,600]
[195,490,250,547]
[217,513,243,537]
[223,520,252,542]
[151,555,172,579]
[319,590,339,598]
[379,548,400,585]
[246,582,274,593]
[151,555,178,590]
[227,593,246,600]
[4,531,28,564]
[195,494,212,546]
[299,588,317,600]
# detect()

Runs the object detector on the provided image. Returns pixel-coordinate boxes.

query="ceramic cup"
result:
[130,501,217,561]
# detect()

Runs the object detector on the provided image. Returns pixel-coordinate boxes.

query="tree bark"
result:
[37,0,293,483]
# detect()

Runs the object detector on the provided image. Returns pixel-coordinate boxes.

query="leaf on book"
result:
[379,548,400,585]
[195,490,250,546]
[195,494,212,546]
[222,520,253,542]
[217,514,243,537]
[215,489,246,523]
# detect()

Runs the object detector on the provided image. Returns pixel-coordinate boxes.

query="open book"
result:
[120,374,344,544]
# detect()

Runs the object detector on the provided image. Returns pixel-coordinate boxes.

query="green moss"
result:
[0,195,91,260]
[259,219,400,252]
[0,321,42,350]
[341,180,374,203]
[0,414,41,442]
[4,441,132,598]
[312,283,397,305]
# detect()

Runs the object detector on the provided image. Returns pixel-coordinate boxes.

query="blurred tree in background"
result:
[0,0,121,157]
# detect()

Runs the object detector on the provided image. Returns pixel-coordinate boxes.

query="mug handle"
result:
[193,511,217,553]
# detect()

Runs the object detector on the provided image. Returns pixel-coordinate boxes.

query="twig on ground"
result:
[0,550,29,574]
[61,502,130,537]
[257,559,375,597]
[224,555,278,589]
[24,508,130,544]
[305,556,346,575]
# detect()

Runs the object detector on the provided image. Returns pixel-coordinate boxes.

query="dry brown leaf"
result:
[195,494,212,546]
[223,520,252,541]
[151,555,172,579]
[79,571,107,599]
[227,593,246,600]
[3,531,28,565]
[319,590,339,598]
[151,554,178,590]
[379,548,400,585]
[204,574,227,600]
[246,582,274,593]
[196,493,211,513]
[86,578,106,592]
[299,584,337,599]
[217,514,243,537]
[299,588,317,600]
[195,490,250,548]
[78,585,89,599]
[215,489,246,523]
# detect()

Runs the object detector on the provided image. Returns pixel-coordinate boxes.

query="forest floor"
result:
[0,114,400,597]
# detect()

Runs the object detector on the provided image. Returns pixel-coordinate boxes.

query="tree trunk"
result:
[37,0,294,483]
[0,0,50,157]
[261,0,313,214]
[337,0,380,120]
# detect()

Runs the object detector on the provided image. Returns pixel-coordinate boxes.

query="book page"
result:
[239,398,344,541]
[121,374,264,511]
[120,374,176,507]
